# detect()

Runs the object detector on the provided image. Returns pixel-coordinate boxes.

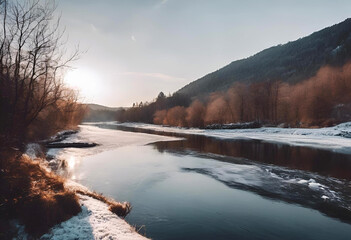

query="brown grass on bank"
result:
[0,145,133,239]
[0,149,81,238]
[75,189,132,218]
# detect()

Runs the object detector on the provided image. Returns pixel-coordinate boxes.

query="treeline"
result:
[118,63,351,128]
[116,92,191,123]
[0,0,86,144]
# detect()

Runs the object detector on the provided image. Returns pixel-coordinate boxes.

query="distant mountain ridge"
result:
[83,104,121,122]
[86,103,121,111]
[178,18,351,97]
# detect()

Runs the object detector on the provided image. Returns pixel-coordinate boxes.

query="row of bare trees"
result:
[153,63,351,128]
[115,92,191,123]
[0,0,85,142]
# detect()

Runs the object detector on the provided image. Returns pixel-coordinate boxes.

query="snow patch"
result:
[297,179,308,184]
[322,195,329,200]
[25,143,42,159]
[308,181,325,190]
[40,193,147,240]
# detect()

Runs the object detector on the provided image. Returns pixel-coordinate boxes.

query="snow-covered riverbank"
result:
[32,126,179,240]
[94,122,351,153]
[40,181,148,240]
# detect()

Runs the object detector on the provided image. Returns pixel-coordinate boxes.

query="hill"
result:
[86,104,121,112]
[83,104,121,122]
[178,18,351,97]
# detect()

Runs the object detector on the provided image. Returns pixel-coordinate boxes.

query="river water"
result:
[53,123,351,240]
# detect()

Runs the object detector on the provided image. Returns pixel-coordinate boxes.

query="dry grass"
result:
[0,147,132,238]
[0,149,81,237]
[75,189,132,218]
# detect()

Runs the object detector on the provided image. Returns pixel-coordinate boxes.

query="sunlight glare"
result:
[64,68,102,100]
[67,156,76,170]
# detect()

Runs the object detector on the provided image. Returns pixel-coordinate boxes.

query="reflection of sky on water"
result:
[51,126,351,240]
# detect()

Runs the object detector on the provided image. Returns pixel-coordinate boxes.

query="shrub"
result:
[0,149,81,237]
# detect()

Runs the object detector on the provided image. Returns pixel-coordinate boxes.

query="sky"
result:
[58,0,351,107]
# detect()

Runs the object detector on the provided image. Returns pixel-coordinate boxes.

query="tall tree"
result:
[0,0,79,140]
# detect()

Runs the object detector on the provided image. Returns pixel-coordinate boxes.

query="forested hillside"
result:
[178,18,351,97]
[117,18,351,128]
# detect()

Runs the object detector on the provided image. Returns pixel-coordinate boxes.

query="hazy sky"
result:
[58,0,351,107]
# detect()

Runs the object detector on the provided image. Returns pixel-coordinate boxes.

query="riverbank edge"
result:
[95,121,351,153]
[1,135,148,239]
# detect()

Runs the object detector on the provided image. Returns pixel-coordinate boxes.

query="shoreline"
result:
[4,134,149,239]
[93,121,351,154]
[38,140,148,240]
[39,180,148,240]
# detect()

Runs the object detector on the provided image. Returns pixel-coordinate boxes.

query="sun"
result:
[64,68,101,99]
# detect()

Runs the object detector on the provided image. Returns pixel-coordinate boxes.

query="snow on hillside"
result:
[95,121,351,153]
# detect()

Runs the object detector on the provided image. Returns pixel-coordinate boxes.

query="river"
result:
[51,123,351,240]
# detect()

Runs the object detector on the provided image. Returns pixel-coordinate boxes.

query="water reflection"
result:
[92,124,351,224]
[67,156,77,170]
[51,153,82,180]
[99,124,351,180]
[152,136,351,180]
[59,124,351,239]
[151,137,351,223]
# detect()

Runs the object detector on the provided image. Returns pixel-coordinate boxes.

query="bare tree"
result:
[0,0,79,140]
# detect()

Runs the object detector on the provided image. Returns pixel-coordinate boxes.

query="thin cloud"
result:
[131,35,136,42]
[120,72,186,82]
[155,0,169,8]
[90,23,98,32]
